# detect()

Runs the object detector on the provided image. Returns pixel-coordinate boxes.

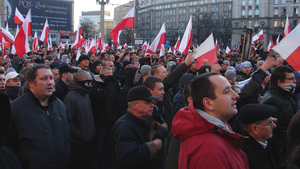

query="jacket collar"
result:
[28,90,57,109]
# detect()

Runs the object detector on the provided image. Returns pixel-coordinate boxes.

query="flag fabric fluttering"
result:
[40,19,49,44]
[252,29,264,44]
[275,35,280,46]
[160,44,165,56]
[172,36,180,54]
[32,31,39,51]
[142,41,148,50]
[192,33,217,68]
[267,37,274,51]
[72,23,82,49]
[47,34,52,51]
[225,46,231,55]
[110,6,135,43]
[178,15,193,56]
[146,23,166,54]
[14,7,24,25]
[283,16,290,38]
[272,24,300,71]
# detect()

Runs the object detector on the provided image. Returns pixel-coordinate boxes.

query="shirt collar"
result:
[257,140,268,149]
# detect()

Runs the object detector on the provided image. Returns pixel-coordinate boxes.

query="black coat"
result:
[287,110,300,153]
[90,75,120,127]
[54,78,69,101]
[64,80,95,144]
[111,111,168,169]
[241,133,277,169]
[5,91,71,169]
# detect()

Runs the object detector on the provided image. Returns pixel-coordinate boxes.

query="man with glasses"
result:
[260,65,297,168]
[240,104,277,169]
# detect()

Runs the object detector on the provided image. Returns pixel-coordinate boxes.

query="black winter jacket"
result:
[6,91,71,169]
[54,78,69,101]
[64,80,95,144]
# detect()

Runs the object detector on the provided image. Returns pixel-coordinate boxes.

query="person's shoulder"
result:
[11,93,30,105]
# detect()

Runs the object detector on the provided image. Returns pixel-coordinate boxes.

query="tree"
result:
[80,18,97,39]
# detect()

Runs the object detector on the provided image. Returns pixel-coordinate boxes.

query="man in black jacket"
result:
[240,104,277,169]
[5,64,71,169]
[64,70,95,169]
[89,66,119,169]
[54,64,78,101]
[111,85,168,169]
[260,65,297,168]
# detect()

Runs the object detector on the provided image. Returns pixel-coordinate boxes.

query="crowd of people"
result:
[0,41,300,169]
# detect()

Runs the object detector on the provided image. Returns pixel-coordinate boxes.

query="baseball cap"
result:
[5,72,21,83]
[127,85,159,102]
[140,65,151,76]
[59,64,78,74]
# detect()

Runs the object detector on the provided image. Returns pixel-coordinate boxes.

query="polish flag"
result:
[267,37,274,51]
[124,43,128,49]
[98,32,103,50]
[172,36,180,54]
[2,23,10,48]
[146,23,166,54]
[32,31,39,51]
[160,44,165,56]
[225,46,231,55]
[215,39,219,52]
[88,39,97,54]
[116,30,122,48]
[59,41,64,50]
[47,34,52,51]
[24,9,32,36]
[14,7,24,25]
[1,28,14,44]
[275,35,280,46]
[168,47,172,54]
[111,6,135,43]
[272,24,300,71]
[64,40,69,49]
[252,29,264,44]
[40,19,49,44]
[142,41,148,50]
[179,15,193,55]
[14,21,30,58]
[284,16,290,38]
[11,25,19,55]
[192,33,217,68]
[79,35,85,48]
[75,49,81,61]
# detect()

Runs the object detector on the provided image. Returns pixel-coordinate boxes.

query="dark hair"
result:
[191,72,220,110]
[270,65,294,85]
[27,64,50,82]
[143,76,163,90]
[183,80,193,106]
[87,52,94,57]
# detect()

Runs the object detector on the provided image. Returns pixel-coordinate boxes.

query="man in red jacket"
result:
[172,72,250,169]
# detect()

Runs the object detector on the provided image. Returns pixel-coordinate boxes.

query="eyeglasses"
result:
[285,77,296,81]
[256,118,276,127]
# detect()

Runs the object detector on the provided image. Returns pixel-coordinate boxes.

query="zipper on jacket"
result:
[46,111,49,116]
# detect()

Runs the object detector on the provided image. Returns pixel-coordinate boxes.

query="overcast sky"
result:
[74,0,130,29]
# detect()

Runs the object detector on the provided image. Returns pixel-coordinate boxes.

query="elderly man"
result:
[172,72,249,169]
[111,85,168,169]
[5,64,71,169]
[240,104,277,169]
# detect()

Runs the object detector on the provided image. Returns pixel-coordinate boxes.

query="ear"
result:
[187,97,193,106]
[203,97,214,111]
[250,125,259,135]
[277,79,284,86]
[28,80,35,89]
[147,88,154,95]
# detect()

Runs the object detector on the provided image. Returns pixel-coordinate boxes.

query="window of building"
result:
[274,0,278,4]
[282,8,286,16]
[229,4,232,9]
[295,0,299,3]
[248,9,253,17]
[274,8,279,16]
[224,5,227,10]
[294,8,299,16]
[168,5,170,8]
[213,0,216,3]
[205,0,208,3]
[212,6,215,11]
[242,10,246,17]
[255,9,259,15]
[242,0,246,6]
[200,1,203,4]
[254,21,258,27]
[255,0,259,5]
[248,21,252,27]
[194,1,197,5]
[274,21,278,27]
[248,0,253,6]
[282,20,285,27]
[282,0,286,4]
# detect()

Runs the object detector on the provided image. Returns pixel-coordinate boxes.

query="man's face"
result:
[190,61,198,72]
[65,72,74,83]
[209,75,239,123]
[94,64,103,74]
[108,55,115,62]
[242,66,250,75]
[132,62,140,69]
[51,69,59,82]
[105,61,115,72]
[149,82,165,102]
[80,59,89,68]
[90,54,95,62]
[135,100,154,119]
[6,77,21,87]
[255,117,277,141]
[155,66,168,80]
[101,69,113,76]
[29,68,54,99]
[280,72,297,85]
[224,63,229,70]
[0,74,5,89]
[276,58,283,66]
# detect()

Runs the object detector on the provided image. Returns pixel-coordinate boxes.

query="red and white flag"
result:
[75,49,81,61]
[64,40,69,49]
[172,36,180,54]
[267,37,274,51]
[47,34,52,51]
[98,32,103,51]
[72,23,82,49]
[252,29,264,44]
[178,15,193,55]
[116,30,122,48]
[275,35,280,46]
[215,39,219,52]
[14,7,24,25]
[40,19,49,44]
[88,38,97,54]
[142,41,148,50]
[124,43,128,49]
[111,6,135,43]
[14,17,30,58]
[1,27,14,44]
[284,16,290,38]
[192,33,217,68]
[272,24,300,71]
[24,9,32,36]
[160,44,165,56]
[146,23,166,54]
[32,31,39,51]
[225,46,231,55]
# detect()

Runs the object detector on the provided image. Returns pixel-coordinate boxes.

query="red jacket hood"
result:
[172,103,245,148]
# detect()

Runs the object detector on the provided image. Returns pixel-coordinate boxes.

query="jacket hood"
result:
[67,80,90,95]
[172,103,244,148]
[125,67,139,86]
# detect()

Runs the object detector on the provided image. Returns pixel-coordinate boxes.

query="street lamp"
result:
[96,0,109,39]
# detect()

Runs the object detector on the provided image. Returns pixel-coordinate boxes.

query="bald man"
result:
[64,70,95,169]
